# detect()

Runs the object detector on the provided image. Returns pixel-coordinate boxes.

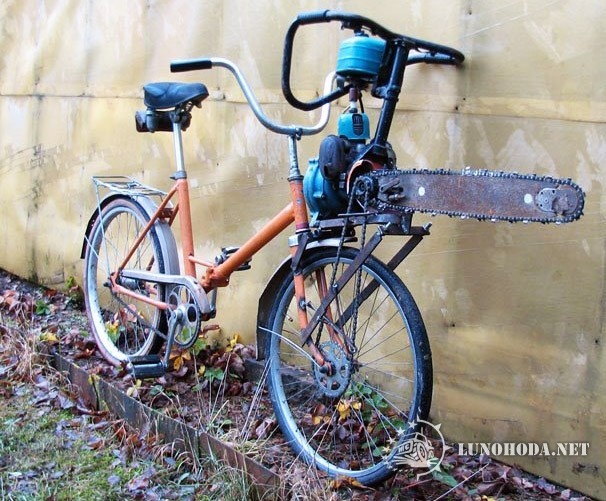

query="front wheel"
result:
[265,247,432,485]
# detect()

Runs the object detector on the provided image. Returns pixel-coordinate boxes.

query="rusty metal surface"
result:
[368,168,584,223]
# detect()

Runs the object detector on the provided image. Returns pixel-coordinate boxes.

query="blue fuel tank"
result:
[336,35,386,80]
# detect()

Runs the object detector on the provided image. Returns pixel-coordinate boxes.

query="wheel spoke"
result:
[266,248,432,484]
[85,200,167,364]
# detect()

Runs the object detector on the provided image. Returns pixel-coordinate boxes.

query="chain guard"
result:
[356,168,584,224]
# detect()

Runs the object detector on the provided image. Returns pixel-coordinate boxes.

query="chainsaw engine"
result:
[303,109,397,223]
[304,32,397,223]
[303,124,365,223]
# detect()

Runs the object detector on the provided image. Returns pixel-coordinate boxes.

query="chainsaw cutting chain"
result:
[365,168,585,224]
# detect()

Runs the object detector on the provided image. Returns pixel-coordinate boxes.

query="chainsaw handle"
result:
[406,51,464,66]
[281,10,464,111]
[281,11,351,111]
[292,10,401,40]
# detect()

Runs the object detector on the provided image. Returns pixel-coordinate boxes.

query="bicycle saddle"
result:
[143,82,209,110]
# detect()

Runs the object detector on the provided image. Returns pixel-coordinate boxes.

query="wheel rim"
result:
[85,204,163,363]
[269,252,424,479]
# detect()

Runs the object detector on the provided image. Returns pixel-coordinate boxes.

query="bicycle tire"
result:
[84,197,168,365]
[265,247,432,485]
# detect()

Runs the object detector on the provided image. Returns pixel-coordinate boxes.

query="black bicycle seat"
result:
[143,82,209,110]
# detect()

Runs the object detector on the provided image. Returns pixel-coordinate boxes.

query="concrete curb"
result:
[52,352,283,499]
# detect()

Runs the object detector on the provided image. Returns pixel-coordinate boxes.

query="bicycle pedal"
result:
[128,355,166,379]
[216,246,252,271]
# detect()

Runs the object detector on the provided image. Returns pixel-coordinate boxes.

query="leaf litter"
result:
[0,268,594,500]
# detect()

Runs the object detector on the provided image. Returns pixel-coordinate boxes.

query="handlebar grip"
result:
[296,10,330,24]
[170,58,213,73]
[407,51,464,66]
[429,53,463,65]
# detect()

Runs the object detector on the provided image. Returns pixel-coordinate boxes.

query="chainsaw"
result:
[304,139,584,226]
[282,11,585,226]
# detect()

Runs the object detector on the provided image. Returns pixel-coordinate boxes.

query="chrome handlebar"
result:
[171,57,334,137]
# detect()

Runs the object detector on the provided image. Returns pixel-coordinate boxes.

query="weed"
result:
[34,299,51,316]
[196,458,254,500]
[63,276,84,309]
[0,314,45,382]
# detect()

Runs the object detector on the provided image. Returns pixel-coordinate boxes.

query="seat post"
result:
[172,118,187,174]
[169,110,197,277]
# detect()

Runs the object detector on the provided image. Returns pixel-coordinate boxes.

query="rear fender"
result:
[81,193,120,259]
[80,194,180,275]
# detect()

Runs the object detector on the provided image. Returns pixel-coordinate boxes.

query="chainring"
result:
[167,283,202,349]
[313,341,352,399]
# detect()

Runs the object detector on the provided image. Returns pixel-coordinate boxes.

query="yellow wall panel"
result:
[0,0,604,497]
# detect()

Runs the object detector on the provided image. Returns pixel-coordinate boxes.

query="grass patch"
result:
[0,383,257,500]
[0,302,258,500]
[0,384,149,500]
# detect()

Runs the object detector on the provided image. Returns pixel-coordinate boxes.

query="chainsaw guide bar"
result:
[359,167,585,224]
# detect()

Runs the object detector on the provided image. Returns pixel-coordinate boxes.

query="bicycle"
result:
[81,10,582,485]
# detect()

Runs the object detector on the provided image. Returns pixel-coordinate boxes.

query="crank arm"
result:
[162,307,186,368]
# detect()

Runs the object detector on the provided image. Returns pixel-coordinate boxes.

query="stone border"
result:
[51,352,283,499]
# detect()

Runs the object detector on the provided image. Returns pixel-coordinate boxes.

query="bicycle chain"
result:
[349,181,371,352]
[364,168,585,224]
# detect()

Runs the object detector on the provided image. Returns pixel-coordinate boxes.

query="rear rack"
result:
[92,176,168,198]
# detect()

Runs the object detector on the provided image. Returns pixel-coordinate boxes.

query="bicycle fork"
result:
[294,221,429,373]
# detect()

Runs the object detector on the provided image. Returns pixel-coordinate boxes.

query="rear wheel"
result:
[84,197,168,365]
[266,247,432,485]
